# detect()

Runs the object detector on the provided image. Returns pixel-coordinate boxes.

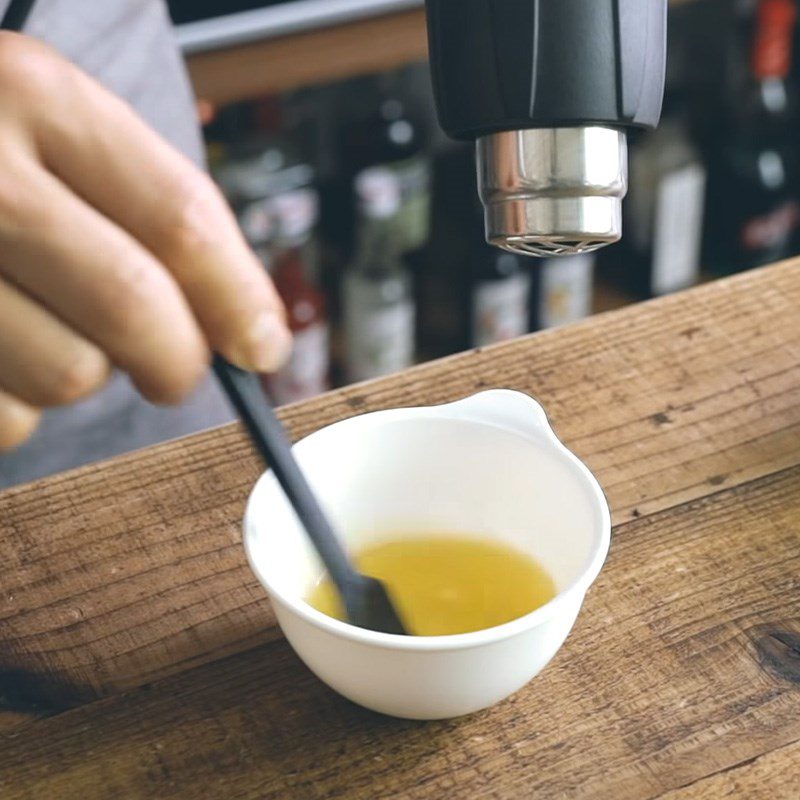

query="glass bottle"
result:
[324,71,432,262]
[468,245,532,347]
[704,0,800,272]
[529,254,595,330]
[343,168,415,382]
[622,94,707,296]
[262,246,330,406]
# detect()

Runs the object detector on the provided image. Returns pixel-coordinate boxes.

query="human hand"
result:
[0,33,291,450]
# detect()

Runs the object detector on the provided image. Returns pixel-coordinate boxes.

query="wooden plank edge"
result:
[186,7,428,104]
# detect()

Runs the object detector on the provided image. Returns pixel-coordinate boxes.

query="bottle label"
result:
[347,302,415,382]
[394,156,431,252]
[265,322,329,406]
[270,187,319,243]
[238,187,319,248]
[537,256,594,328]
[356,167,402,219]
[473,273,531,347]
[652,164,706,295]
[357,156,431,253]
[740,199,800,252]
[238,197,274,246]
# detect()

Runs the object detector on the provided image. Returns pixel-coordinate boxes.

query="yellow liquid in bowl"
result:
[306,535,557,636]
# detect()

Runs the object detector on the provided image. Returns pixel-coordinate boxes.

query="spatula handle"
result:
[212,354,357,591]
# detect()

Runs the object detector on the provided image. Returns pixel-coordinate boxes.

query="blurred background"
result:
[170,0,799,404]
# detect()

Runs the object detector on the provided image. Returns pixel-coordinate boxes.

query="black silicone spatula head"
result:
[341,574,407,636]
[212,354,408,636]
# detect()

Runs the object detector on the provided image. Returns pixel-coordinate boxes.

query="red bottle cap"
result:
[752,0,798,79]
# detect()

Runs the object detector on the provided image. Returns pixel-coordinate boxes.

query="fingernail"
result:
[235,312,293,372]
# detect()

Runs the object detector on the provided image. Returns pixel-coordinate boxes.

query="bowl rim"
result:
[243,390,611,652]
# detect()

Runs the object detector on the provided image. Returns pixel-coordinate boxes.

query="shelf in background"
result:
[186,0,697,104]
[186,7,427,104]
[176,0,424,55]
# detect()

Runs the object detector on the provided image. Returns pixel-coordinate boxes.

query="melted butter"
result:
[306,535,556,636]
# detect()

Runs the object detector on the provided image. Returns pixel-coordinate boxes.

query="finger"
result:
[0,389,40,451]
[0,158,208,404]
[0,276,110,406]
[30,54,291,372]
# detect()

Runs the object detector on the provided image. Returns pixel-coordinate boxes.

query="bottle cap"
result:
[270,188,320,243]
[238,198,275,245]
[753,0,797,79]
[355,167,401,219]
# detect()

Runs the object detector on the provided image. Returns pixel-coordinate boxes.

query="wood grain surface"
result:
[1,460,798,799]
[0,262,799,798]
[659,739,800,800]
[0,262,798,714]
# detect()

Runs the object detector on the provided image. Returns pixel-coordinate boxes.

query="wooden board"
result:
[659,739,800,800]
[186,8,429,104]
[1,460,799,799]
[1,261,799,797]
[0,262,799,716]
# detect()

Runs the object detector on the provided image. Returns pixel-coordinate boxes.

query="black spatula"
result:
[213,354,408,636]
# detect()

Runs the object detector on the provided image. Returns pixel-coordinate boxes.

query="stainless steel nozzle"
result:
[477,126,628,257]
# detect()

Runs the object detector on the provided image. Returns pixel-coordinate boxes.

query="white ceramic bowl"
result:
[244,390,610,720]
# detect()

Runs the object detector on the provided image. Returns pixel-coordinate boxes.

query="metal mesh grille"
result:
[497,237,612,257]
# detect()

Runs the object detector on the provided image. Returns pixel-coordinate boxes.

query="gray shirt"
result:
[0,0,234,488]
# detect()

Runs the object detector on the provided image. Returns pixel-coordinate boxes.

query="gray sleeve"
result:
[0,0,235,489]
[4,0,205,166]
